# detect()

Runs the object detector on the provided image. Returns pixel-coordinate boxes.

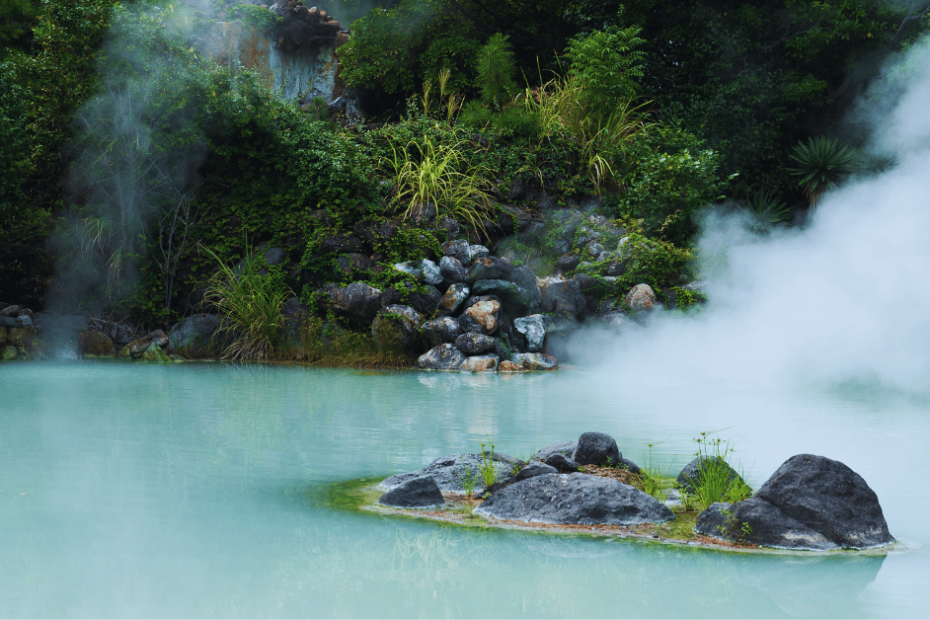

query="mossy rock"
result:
[1,345,18,361]
[140,342,171,363]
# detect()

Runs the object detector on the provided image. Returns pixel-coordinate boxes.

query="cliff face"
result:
[206,3,345,103]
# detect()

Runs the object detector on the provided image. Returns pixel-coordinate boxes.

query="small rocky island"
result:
[368,432,896,552]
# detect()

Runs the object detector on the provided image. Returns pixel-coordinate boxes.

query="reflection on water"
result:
[0,362,926,617]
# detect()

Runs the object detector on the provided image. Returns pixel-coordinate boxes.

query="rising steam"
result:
[572,35,930,395]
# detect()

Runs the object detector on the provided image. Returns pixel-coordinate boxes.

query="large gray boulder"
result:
[695,454,895,550]
[380,453,518,495]
[418,343,467,370]
[474,474,674,525]
[695,499,839,551]
[573,432,622,467]
[379,477,445,509]
[168,313,220,357]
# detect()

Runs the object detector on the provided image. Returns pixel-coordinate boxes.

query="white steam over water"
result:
[575,37,930,395]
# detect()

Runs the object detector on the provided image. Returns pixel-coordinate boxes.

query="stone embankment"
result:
[376,431,895,552]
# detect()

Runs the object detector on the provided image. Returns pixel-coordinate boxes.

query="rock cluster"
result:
[377,432,895,551]
[0,303,37,360]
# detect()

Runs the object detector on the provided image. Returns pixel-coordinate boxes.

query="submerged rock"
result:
[379,476,445,509]
[460,354,499,372]
[511,352,558,371]
[418,343,467,371]
[474,473,674,525]
[695,454,895,550]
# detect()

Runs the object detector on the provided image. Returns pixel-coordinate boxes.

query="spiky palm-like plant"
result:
[788,136,855,208]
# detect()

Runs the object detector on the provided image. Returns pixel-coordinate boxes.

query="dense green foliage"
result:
[1,0,928,333]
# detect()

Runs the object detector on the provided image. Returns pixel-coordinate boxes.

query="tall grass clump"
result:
[200,246,291,361]
[680,433,753,512]
[383,138,495,234]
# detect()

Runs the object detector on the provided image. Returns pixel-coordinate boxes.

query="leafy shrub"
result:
[564,19,646,115]
[610,127,727,245]
[476,33,518,108]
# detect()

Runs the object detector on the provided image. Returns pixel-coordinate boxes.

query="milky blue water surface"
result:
[1,361,927,617]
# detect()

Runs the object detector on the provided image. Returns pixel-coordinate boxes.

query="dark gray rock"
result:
[334,253,370,280]
[676,457,746,495]
[472,279,536,315]
[755,454,894,548]
[508,266,542,310]
[534,441,576,462]
[168,314,220,357]
[545,453,581,472]
[441,239,471,266]
[573,432,622,467]
[420,285,443,316]
[371,305,423,351]
[380,453,517,495]
[542,279,586,319]
[513,315,546,352]
[466,257,513,284]
[378,476,445,509]
[439,256,467,283]
[474,474,675,525]
[436,283,469,316]
[514,461,558,481]
[556,254,580,273]
[418,343,467,370]
[455,332,496,354]
[421,317,462,347]
[320,282,383,320]
[695,499,839,550]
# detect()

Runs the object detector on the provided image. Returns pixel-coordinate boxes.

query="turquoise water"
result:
[1,361,927,617]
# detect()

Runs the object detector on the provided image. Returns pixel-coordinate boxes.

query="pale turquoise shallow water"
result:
[1,361,928,618]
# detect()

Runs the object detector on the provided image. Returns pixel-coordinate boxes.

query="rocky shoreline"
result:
[368,432,897,553]
[1,208,705,370]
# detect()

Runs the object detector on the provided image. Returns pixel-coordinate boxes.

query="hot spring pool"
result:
[1,360,928,617]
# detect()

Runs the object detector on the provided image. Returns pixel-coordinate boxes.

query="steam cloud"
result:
[572,35,930,395]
